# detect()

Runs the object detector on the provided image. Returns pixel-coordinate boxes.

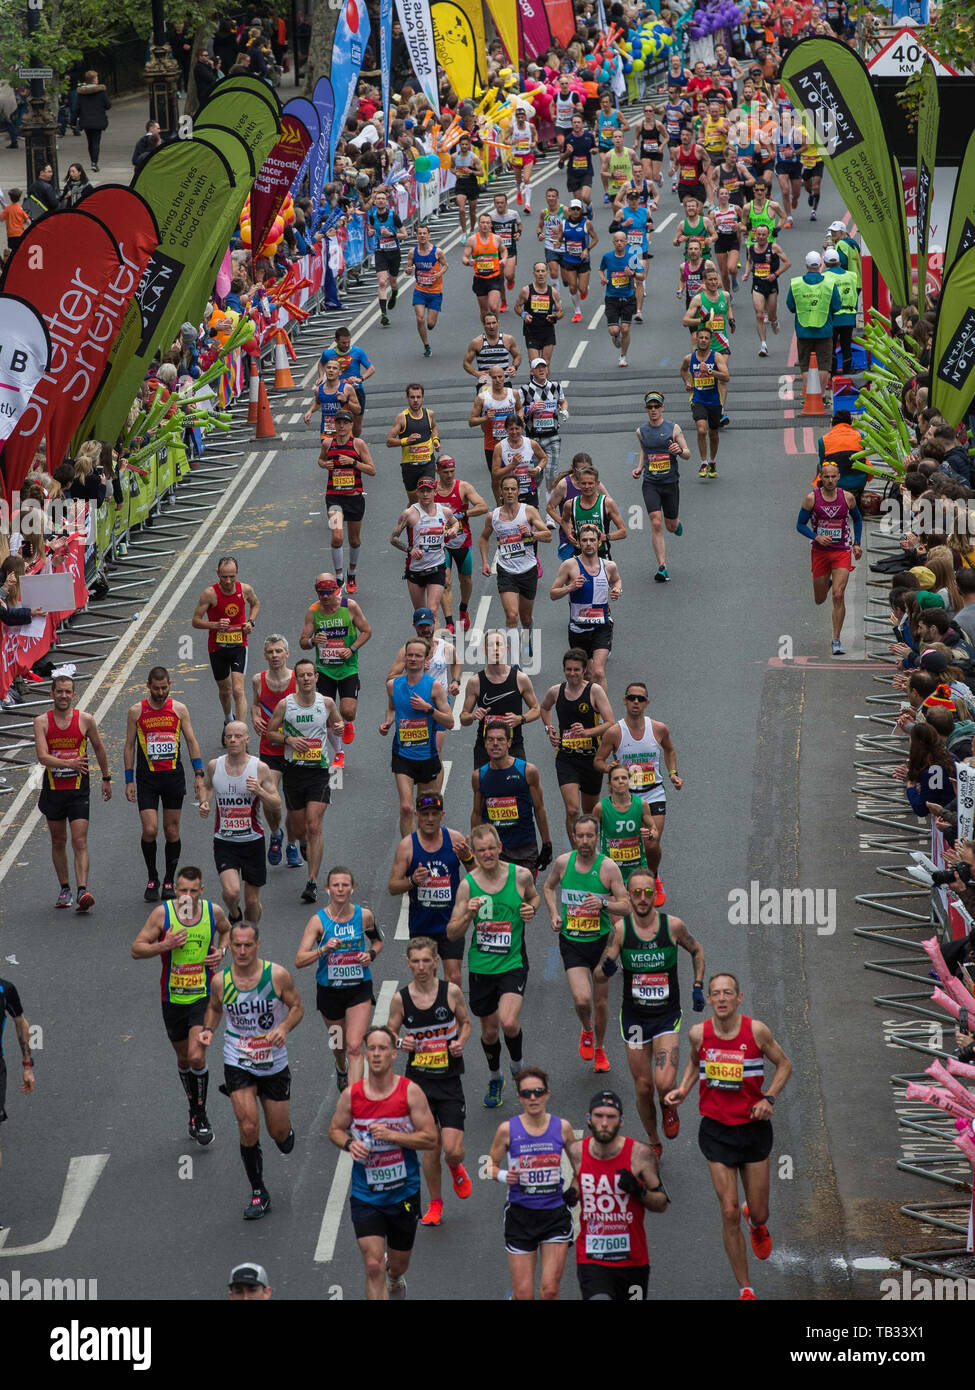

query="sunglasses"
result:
[316,586,337,595]
[625,693,648,702]
[518,1087,547,1098]
[630,887,655,896]
[416,797,442,810]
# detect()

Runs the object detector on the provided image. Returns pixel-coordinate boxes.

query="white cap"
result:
[805,251,822,268]
[828,220,846,233]
[530,357,548,368]
[823,248,840,265]
[569,198,584,209]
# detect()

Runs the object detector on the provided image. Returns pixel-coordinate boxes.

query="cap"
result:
[804,251,822,268]
[828,220,846,232]
[570,198,584,209]
[915,590,946,611]
[416,475,436,488]
[910,565,937,590]
[412,607,435,625]
[229,1262,268,1288]
[588,1089,624,1115]
[823,248,840,265]
[334,409,353,422]
[530,357,548,369]
[919,650,949,673]
[644,391,665,406]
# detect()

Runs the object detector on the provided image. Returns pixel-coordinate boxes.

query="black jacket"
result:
[194,60,220,103]
[76,83,111,131]
[943,444,974,489]
[25,176,58,217]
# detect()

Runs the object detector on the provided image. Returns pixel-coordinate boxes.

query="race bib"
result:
[475,254,496,275]
[817,524,844,544]
[516,1152,561,1191]
[411,1036,449,1070]
[216,629,243,645]
[645,453,670,473]
[694,372,715,389]
[608,836,641,864]
[500,535,526,558]
[585,1230,630,1259]
[573,607,606,626]
[420,526,445,550]
[486,797,519,823]
[560,729,594,752]
[416,268,436,288]
[417,873,452,904]
[169,962,206,997]
[291,738,324,763]
[240,1033,273,1070]
[219,810,254,836]
[529,295,550,312]
[329,470,356,490]
[364,1149,408,1189]
[319,637,349,664]
[610,271,630,288]
[147,736,177,762]
[572,155,588,168]
[627,761,656,789]
[705,1050,744,1089]
[327,949,364,985]
[475,919,513,953]
[398,718,429,746]
[632,971,669,1004]
[753,263,770,278]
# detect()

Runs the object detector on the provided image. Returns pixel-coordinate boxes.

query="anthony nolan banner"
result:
[0,295,51,446]
[929,245,975,427]
[781,37,911,307]
[329,0,371,170]
[251,114,312,256]
[433,0,488,100]
[946,129,975,266]
[395,0,441,115]
[485,0,519,65]
[915,58,939,289]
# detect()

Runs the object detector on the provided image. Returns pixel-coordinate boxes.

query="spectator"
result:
[894,720,957,816]
[951,570,975,644]
[76,71,111,172]
[24,164,58,220]
[228,52,252,77]
[59,163,94,210]
[4,84,28,150]
[0,560,44,632]
[390,19,412,87]
[213,18,240,75]
[167,19,194,92]
[67,442,109,506]
[132,120,161,168]
[926,546,964,615]
[0,190,30,254]
[194,50,220,105]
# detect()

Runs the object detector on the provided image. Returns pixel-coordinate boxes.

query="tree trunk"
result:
[304,0,341,93]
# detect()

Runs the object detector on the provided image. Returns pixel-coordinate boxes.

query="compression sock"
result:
[141,839,158,880]
[241,1142,264,1188]
[178,1066,194,1103]
[482,1038,503,1076]
[191,1067,208,1109]
[504,1029,524,1064]
[328,726,343,755]
[348,546,360,573]
[164,839,181,884]
[331,545,344,575]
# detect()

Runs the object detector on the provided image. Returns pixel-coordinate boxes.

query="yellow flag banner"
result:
[484,0,519,65]
[432,0,487,101]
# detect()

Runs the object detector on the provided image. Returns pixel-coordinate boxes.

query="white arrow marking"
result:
[0,1153,109,1256]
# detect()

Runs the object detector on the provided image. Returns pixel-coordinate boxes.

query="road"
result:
[0,146,919,1301]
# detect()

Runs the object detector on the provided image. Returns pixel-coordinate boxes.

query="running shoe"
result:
[343,720,356,744]
[188,1111,199,1142]
[515,189,523,204]
[731,275,739,291]
[506,277,515,291]
[571,310,582,323]
[75,889,95,913]
[500,298,508,312]
[633,311,643,322]
[55,886,72,909]
[719,413,730,427]
[424,343,432,357]
[769,319,779,334]
[580,289,588,300]
[243,1188,270,1220]
[452,1163,472,1198]
[708,463,717,478]
[810,209,817,221]
[675,521,683,537]
[300,879,317,903]
[388,286,398,309]
[654,876,666,907]
[742,1204,772,1259]
[421,1199,444,1225]
[144,879,160,902]
[195,1110,215,1146]
[662,1104,680,1138]
[444,618,456,634]
[740,1287,758,1300]
[784,215,793,228]
[579,1027,595,1061]
[603,192,611,204]
[380,313,390,326]
[335,1066,349,1092]
[699,462,709,478]
[758,342,768,356]
[268,829,284,865]
[345,575,357,595]
[460,610,471,630]
[654,565,670,583]
[618,355,628,368]
[332,751,345,771]
[385,1260,407,1300]
[831,637,845,656]
[593,1047,610,1073]
[484,1076,505,1108]
[286,841,302,868]
[162,882,176,900]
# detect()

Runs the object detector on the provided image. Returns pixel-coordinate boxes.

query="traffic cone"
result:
[273,330,295,389]
[802,350,827,415]
[255,378,277,439]
[247,356,260,424]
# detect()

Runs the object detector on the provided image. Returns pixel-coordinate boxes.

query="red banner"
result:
[546,0,576,48]
[0,212,123,501]
[251,114,312,256]
[0,535,88,698]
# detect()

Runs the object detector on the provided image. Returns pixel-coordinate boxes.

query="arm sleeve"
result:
[850,505,863,544]
[796,506,817,541]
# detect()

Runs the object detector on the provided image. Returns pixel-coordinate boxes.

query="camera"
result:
[932,864,972,887]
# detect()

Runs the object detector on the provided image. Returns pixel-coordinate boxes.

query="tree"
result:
[304,0,341,93]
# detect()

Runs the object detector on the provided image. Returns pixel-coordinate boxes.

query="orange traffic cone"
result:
[247,356,260,424]
[272,329,295,389]
[255,378,277,439]
[802,350,827,416]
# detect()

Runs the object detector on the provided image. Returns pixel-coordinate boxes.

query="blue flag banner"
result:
[380,0,393,146]
[310,76,335,200]
[328,0,372,170]
[283,96,321,197]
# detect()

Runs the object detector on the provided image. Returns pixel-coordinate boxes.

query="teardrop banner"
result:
[432,0,487,100]
[252,114,312,257]
[0,210,123,500]
[929,245,975,428]
[309,76,335,200]
[328,0,372,170]
[0,295,52,446]
[945,129,975,267]
[915,58,939,293]
[283,96,321,197]
[517,0,552,62]
[194,73,283,152]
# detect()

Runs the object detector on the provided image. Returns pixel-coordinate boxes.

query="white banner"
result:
[394,0,442,115]
[0,295,52,445]
[957,760,975,842]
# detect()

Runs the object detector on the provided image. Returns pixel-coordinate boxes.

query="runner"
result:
[513,260,563,369]
[558,111,597,209]
[553,199,598,323]
[508,105,538,210]
[124,667,206,902]
[366,186,405,326]
[663,94,691,185]
[673,195,715,252]
[680,325,730,479]
[379,639,453,835]
[521,357,568,493]
[559,464,627,560]
[593,868,705,1154]
[317,326,374,438]
[295,864,383,1089]
[683,264,735,420]
[459,627,542,766]
[451,132,484,234]
[34,674,111,912]
[462,211,505,319]
[595,93,629,202]
[472,719,553,878]
[537,187,568,298]
[615,190,652,322]
[484,1066,577,1299]
[319,410,376,588]
[664,973,793,1299]
[250,635,298,868]
[774,114,802,228]
[490,190,522,311]
[202,921,303,1220]
[552,74,583,153]
[540,649,615,842]
[388,790,473,985]
[130,864,230,1145]
[546,450,606,561]
[710,184,745,293]
[601,129,639,212]
[594,681,683,905]
[386,609,460,752]
[674,125,708,203]
[800,136,824,220]
[634,103,667,185]
[716,143,756,222]
[302,356,359,441]
[387,937,473,1226]
[385,383,440,503]
[631,390,690,584]
[436,455,488,634]
[462,311,520,391]
[327,1025,437,1299]
[566,1090,668,1300]
[191,556,259,734]
[550,525,622,688]
[599,228,645,369]
[470,366,524,489]
[743,180,785,248]
[678,237,709,312]
[491,414,547,511]
[592,764,656,887]
[266,658,344,905]
[299,572,371,764]
[700,97,730,201]
[446,823,540,1106]
[199,724,280,925]
[390,476,460,617]
[405,222,448,357]
[796,459,863,656]
[480,473,551,664]
[543,816,630,1073]
[744,223,790,356]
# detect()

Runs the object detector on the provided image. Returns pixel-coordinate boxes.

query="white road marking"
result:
[568,341,589,369]
[0,1153,109,1256]
[372,977,398,1026]
[588,304,604,330]
[654,212,676,236]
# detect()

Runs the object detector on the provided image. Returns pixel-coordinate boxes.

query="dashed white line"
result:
[587,304,604,331]
[568,341,589,369]
[654,212,676,236]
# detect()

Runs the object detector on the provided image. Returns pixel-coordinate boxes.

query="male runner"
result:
[385,383,440,502]
[406,222,448,356]
[447,823,540,1106]
[472,719,553,878]
[558,111,596,208]
[553,74,582,153]
[380,639,454,835]
[436,455,488,632]
[665,973,792,1299]
[199,723,280,925]
[462,211,506,319]
[317,326,374,437]
[601,129,639,214]
[549,524,622,689]
[521,358,568,493]
[491,414,547,511]
[390,477,460,618]
[537,187,568,297]
[0,975,34,1184]
[34,674,111,911]
[558,466,627,559]
[388,791,473,985]
[302,356,359,440]
[387,937,473,1226]
[508,104,538,209]
[599,228,644,368]
[124,667,206,902]
[299,571,371,765]
[319,409,375,590]
[480,472,551,663]
[328,1025,437,1299]
[513,260,563,368]
[462,312,520,390]
[386,610,461,746]
[191,556,260,735]
[201,921,303,1220]
[250,634,298,867]
[130,864,230,1145]
[460,627,541,765]
[544,815,630,1074]
[366,185,405,325]
[553,199,598,323]
[632,390,689,583]
[490,189,522,309]
[680,325,729,478]
[540,648,615,842]
[796,459,863,656]
[615,189,653,322]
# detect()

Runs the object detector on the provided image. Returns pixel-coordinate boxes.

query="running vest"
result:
[473,232,501,278]
[475,332,513,377]
[507,1113,567,1208]
[399,407,436,466]
[325,436,365,495]
[560,217,590,263]
[282,693,332,768]
[637,123,663,158]
[400,978,463,1079]
[616,715,665,803]
[638,420,679,486]
[556,681,598,759]
[554,92,578,128]
[745,199,776,244]
[212,754,264,841]
[478,757,535,849]
[258,670,296,760]
[407,828,461,936]
[568,558,612,632]
[690,350,721,404]
[368,205,400,251]
[607,148,632,194]
[44,709,87,791]
[541,206,566,251]
[718,161,746,204]
[480,388,517,447]
[577,1135,650,1266]
[599,794,647,880]
[207,581,247,653]
[498,439,538,502]
[136,698,182,774]
[523,284,555,335]
[159,898,217,1005]
[682,257,706,300]
[596,109,620,150]
[393,672,436,759]
[316,383,342,438]
[465,861,527,974]
[572,493,610,555]
[664,101,686,141]
[560,850,612,941]
[409,502,449,570]
[412,244,443,295]
[493,503,536,575]
[713,204,740,239]
[702,114,726,154]
[750,244,779,286]
[789,274,833,330]
[511,121,534,157]
[437,478,472,550]
[810,485,851,550]
[681,212,708,241]
[473,666,525,760]
[677,143,703,185]
[312,604,358,679]
[490,208,520,255]
[314,902,371,989]
[699,1014,766,1124]
[349,1074,420,1202]
[622,205,649,257]
[699,288,730,351]
[620,911,679,1015]
[222,959,289,1074]
[523,378,562,438]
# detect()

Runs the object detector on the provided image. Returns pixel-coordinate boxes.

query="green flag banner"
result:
[929,246,975,427]
[194,75,282,161]
[916,59,939,288]
[945,129,975,268]
[781,37,912,306]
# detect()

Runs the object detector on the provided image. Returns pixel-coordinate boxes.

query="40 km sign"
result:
[867,28,959,78]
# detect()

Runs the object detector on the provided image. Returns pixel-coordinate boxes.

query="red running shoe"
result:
[578,1028,595,1061]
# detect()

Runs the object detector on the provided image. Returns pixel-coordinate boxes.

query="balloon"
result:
[439,151,451,168]
[633,58,644,71]
[414,154,429,173]
[623,61,633,74]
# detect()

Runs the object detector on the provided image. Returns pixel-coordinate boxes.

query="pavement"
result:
[0,140,922,1302]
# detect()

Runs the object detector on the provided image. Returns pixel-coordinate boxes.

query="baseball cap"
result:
[531,357,548,369]
[416,475,436,489]
[570,198,584,209]
[229,1262,268,1288]
[823,248,840,265]
[910,565,937,589]
[805,251,822,268]
[919,650,949,673]
[644,391,665,407]
[828,220,846,232]
[334,409,353,422]
[589,1089,624,1115]
[412,607,435,625]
